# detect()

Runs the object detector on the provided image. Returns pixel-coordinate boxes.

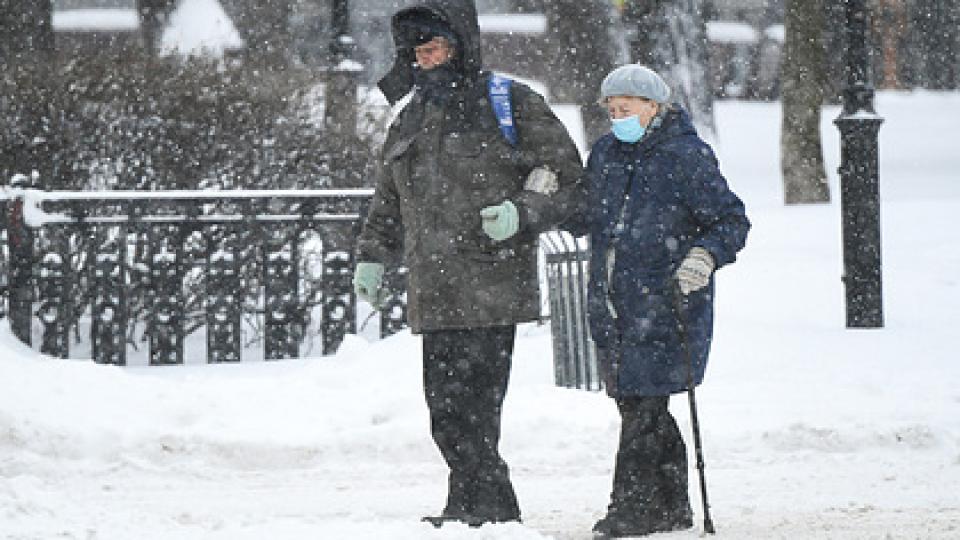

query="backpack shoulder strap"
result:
[487,73,518,147]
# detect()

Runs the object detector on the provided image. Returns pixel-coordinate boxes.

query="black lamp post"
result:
[834,0,884,328]
[330,0,353,62]
[325,0,360,138]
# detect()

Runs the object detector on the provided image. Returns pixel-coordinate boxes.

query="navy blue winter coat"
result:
[567,106,749,398]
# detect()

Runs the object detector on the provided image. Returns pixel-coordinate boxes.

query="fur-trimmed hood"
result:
[377,0,483,105]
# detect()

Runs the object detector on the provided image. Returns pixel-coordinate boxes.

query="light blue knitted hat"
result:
[599,64,671,104]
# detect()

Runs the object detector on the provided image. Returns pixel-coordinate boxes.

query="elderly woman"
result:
[567,65,750,538]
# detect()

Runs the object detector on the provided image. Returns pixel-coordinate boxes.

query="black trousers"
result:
[609,395,691,522]
[421,325,520,522]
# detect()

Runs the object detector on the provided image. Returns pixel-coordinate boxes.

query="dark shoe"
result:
[591,503,693,538]
[591,512,659,538]
[422,512,519,528]
[657,459,692,533]
[422,515,483,528]
[659,505,693,532]
[592,504,693,537]
[459,478,520,525]
[471,502,521,525]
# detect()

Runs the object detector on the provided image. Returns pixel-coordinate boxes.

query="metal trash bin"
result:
[541,231,601,391]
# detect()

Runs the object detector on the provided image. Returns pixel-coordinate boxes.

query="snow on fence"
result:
[0,188,597,387]
[0,187,407,366]
[477,14,547,35]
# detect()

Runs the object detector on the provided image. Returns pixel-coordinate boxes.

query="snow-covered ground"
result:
[2,92,959,539]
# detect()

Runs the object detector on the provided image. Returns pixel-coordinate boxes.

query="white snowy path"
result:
[2,93,960,539]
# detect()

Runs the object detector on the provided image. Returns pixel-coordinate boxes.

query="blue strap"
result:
[488,74,518,147]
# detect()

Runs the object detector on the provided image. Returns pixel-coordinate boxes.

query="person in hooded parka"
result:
[565,64,749,538]
[352,0,584,527]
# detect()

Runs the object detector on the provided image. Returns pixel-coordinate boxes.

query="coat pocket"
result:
[383,136,415,162]
[383,136,418,198]
[459,244,518,263]
[442,131,487,157]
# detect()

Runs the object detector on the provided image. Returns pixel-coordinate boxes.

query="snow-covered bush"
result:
[1,52,384,191]
[0,51,390,358]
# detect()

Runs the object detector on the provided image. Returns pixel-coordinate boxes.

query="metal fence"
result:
[541,231,600,391]
[0,190,597,385]
[0,187,407,365]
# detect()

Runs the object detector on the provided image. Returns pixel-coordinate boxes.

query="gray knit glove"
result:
[676,247,715,295]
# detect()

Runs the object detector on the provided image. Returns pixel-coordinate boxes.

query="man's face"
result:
[414,37,454,70]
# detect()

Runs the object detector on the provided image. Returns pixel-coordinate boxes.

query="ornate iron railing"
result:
[0,188,407,365]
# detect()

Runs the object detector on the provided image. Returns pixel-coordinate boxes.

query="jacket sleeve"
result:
[356,141,404,265]
[558,145,603,238]
[677,143,750,268]
[508,86,587,235]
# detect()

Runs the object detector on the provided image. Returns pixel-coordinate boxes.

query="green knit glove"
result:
[353,262,386,308]
[480,200,519,242]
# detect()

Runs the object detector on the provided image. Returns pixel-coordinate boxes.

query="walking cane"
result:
[672,284,716,535]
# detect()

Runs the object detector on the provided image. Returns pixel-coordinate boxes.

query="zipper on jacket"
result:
[604,160,636,321]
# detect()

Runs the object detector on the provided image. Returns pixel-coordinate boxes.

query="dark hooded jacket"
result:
[357,0,584,333]
[567,106,749,397]
[378,0,485,107]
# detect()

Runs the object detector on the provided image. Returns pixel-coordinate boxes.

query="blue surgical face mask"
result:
[611,115,646,143]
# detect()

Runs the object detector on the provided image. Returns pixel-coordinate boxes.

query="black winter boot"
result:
[471,474,521,524]
[593,396,692,537]
[591,498,691,538]
[422,515,485,528]
[656,411,693,533]
[591,504,663,538]
[591,463,664,537]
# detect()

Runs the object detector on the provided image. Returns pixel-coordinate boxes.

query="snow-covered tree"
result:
[0,0,54,61]
[0,0,55,186]
[138,0,179,54]
[542,0,619,145]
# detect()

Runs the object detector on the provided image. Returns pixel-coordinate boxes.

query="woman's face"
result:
[606,96,659,127]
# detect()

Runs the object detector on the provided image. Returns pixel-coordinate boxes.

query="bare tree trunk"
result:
[781,0,830,204]
[911,0,960,89]
[621,0,715,140]
[543,0,619,146]
[138,0,179,55]
[220,0,293,68]
[872,0,907,90]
